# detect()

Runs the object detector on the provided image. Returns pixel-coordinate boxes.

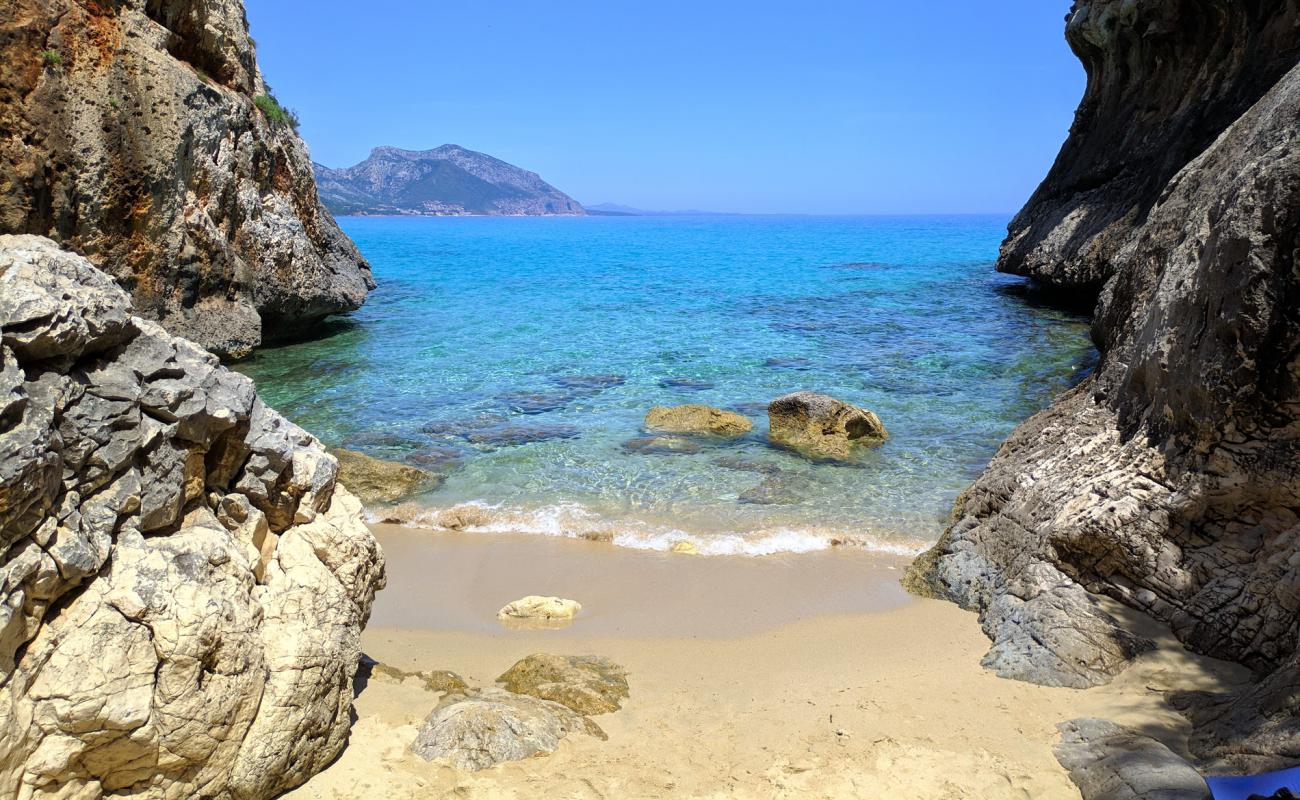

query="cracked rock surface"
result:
[0,0,374,358]
[907,0,1300,761]
[0,234,385,798]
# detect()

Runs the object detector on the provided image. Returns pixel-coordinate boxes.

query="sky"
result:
[244,1,1084,215]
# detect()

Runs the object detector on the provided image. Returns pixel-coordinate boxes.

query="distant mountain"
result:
[314,145,585,216]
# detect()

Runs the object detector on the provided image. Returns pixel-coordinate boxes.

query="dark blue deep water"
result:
[237,214,1093,555]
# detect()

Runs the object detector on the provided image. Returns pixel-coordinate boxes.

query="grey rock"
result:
[908,0,1300,721]
[0,2,373,358]
[412,688,605,771]
[0,237,386,798]
[1053,718,1211,800]
[622,435,702,455]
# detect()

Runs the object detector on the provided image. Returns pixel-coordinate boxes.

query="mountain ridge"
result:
[315,144,585,217]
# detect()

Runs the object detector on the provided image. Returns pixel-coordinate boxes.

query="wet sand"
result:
[286,525,1251,799]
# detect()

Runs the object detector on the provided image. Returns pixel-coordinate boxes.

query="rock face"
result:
[644,405,753,437]
[411,688,605,771]
[767,391,887,460]
[314,144,586,216]
[1053,718,1212,800]
[907,0,1300,756]
[0,0,374,358]
[330,447,435,505]
[496,654,630,716]
[0,235,385,798]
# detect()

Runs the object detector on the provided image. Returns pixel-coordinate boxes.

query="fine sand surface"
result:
[286,525,1251,799]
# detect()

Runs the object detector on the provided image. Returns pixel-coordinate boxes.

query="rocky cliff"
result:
[907,0,1300,769]
[0,234,385,797]
[314,145,587,216]
[0,0,374,359]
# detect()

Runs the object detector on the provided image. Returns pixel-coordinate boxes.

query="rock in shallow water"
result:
[496,654,630,715]
[767,391,888,460]
[645,404,753,437]
[411,688,606,771]
[330,447,436,504]
[622,435,703,455]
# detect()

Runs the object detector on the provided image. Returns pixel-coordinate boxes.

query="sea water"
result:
[237,214,1093,556]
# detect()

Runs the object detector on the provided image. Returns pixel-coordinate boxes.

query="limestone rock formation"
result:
[330,447,436,505]
[411,688,605,771]
[0,235,385,798]
[496,654,630,716]
[767,391,887,460]
[906,0,1300,751]
[1053,718,1212,800]
[0,0,374,358]
[644,404,753,437]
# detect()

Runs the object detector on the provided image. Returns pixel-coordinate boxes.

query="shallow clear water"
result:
[237,215,1093,555]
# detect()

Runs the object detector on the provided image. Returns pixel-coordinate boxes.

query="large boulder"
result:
[907,0,1300,760]
[411,688,605,771]
[767,391,887,460]
[0,0,374,358]
[0,235,385,798]
[644,404,752,437]
[330,447,436,505]
[496,654,630,716]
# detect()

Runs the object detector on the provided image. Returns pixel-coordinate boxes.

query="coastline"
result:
[286,524,1252,799]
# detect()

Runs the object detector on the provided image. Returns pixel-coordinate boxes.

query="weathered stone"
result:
[330,447,436,505]
[498,596,583,622]
[365,658,468,695]
[645,404,752,437]
[0,237,386,798]
[411,688,605,771]
[496,654,630,716]
[767,391,887,460]
[908,0,1300,732]
[1053,718,1211,800]
[0,2,373,358]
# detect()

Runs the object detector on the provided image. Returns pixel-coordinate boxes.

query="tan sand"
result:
[286,526,1251,799]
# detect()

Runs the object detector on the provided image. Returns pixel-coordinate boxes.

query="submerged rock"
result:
[498,596,583,622]
[658,377,715,391]
[497,390,573,415]
[738,475,804,506]
[1053,718,1211,800]
[466,422,580,449]
[763,357,812,370]
[411,688,605,771]
[767,391,888,460]
[553,374,626,392]
[496,654,630,715]
[0,236,385,798]
[331,448,436,504]
[622,435,702,455]
[645,404,753,437]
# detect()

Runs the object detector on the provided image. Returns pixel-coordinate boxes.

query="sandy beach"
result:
[286,525,1251,799]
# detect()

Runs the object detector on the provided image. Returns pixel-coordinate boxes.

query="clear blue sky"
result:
[245,1,1082,214]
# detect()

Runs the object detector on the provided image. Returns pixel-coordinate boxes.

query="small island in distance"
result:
[314,144,586,217]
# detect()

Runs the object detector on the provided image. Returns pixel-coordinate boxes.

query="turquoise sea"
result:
[238,214,1093,556]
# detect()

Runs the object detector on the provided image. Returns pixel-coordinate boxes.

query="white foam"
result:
[374,500,931,558]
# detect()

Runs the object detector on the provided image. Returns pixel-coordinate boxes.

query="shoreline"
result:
[286,524,1253,799]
